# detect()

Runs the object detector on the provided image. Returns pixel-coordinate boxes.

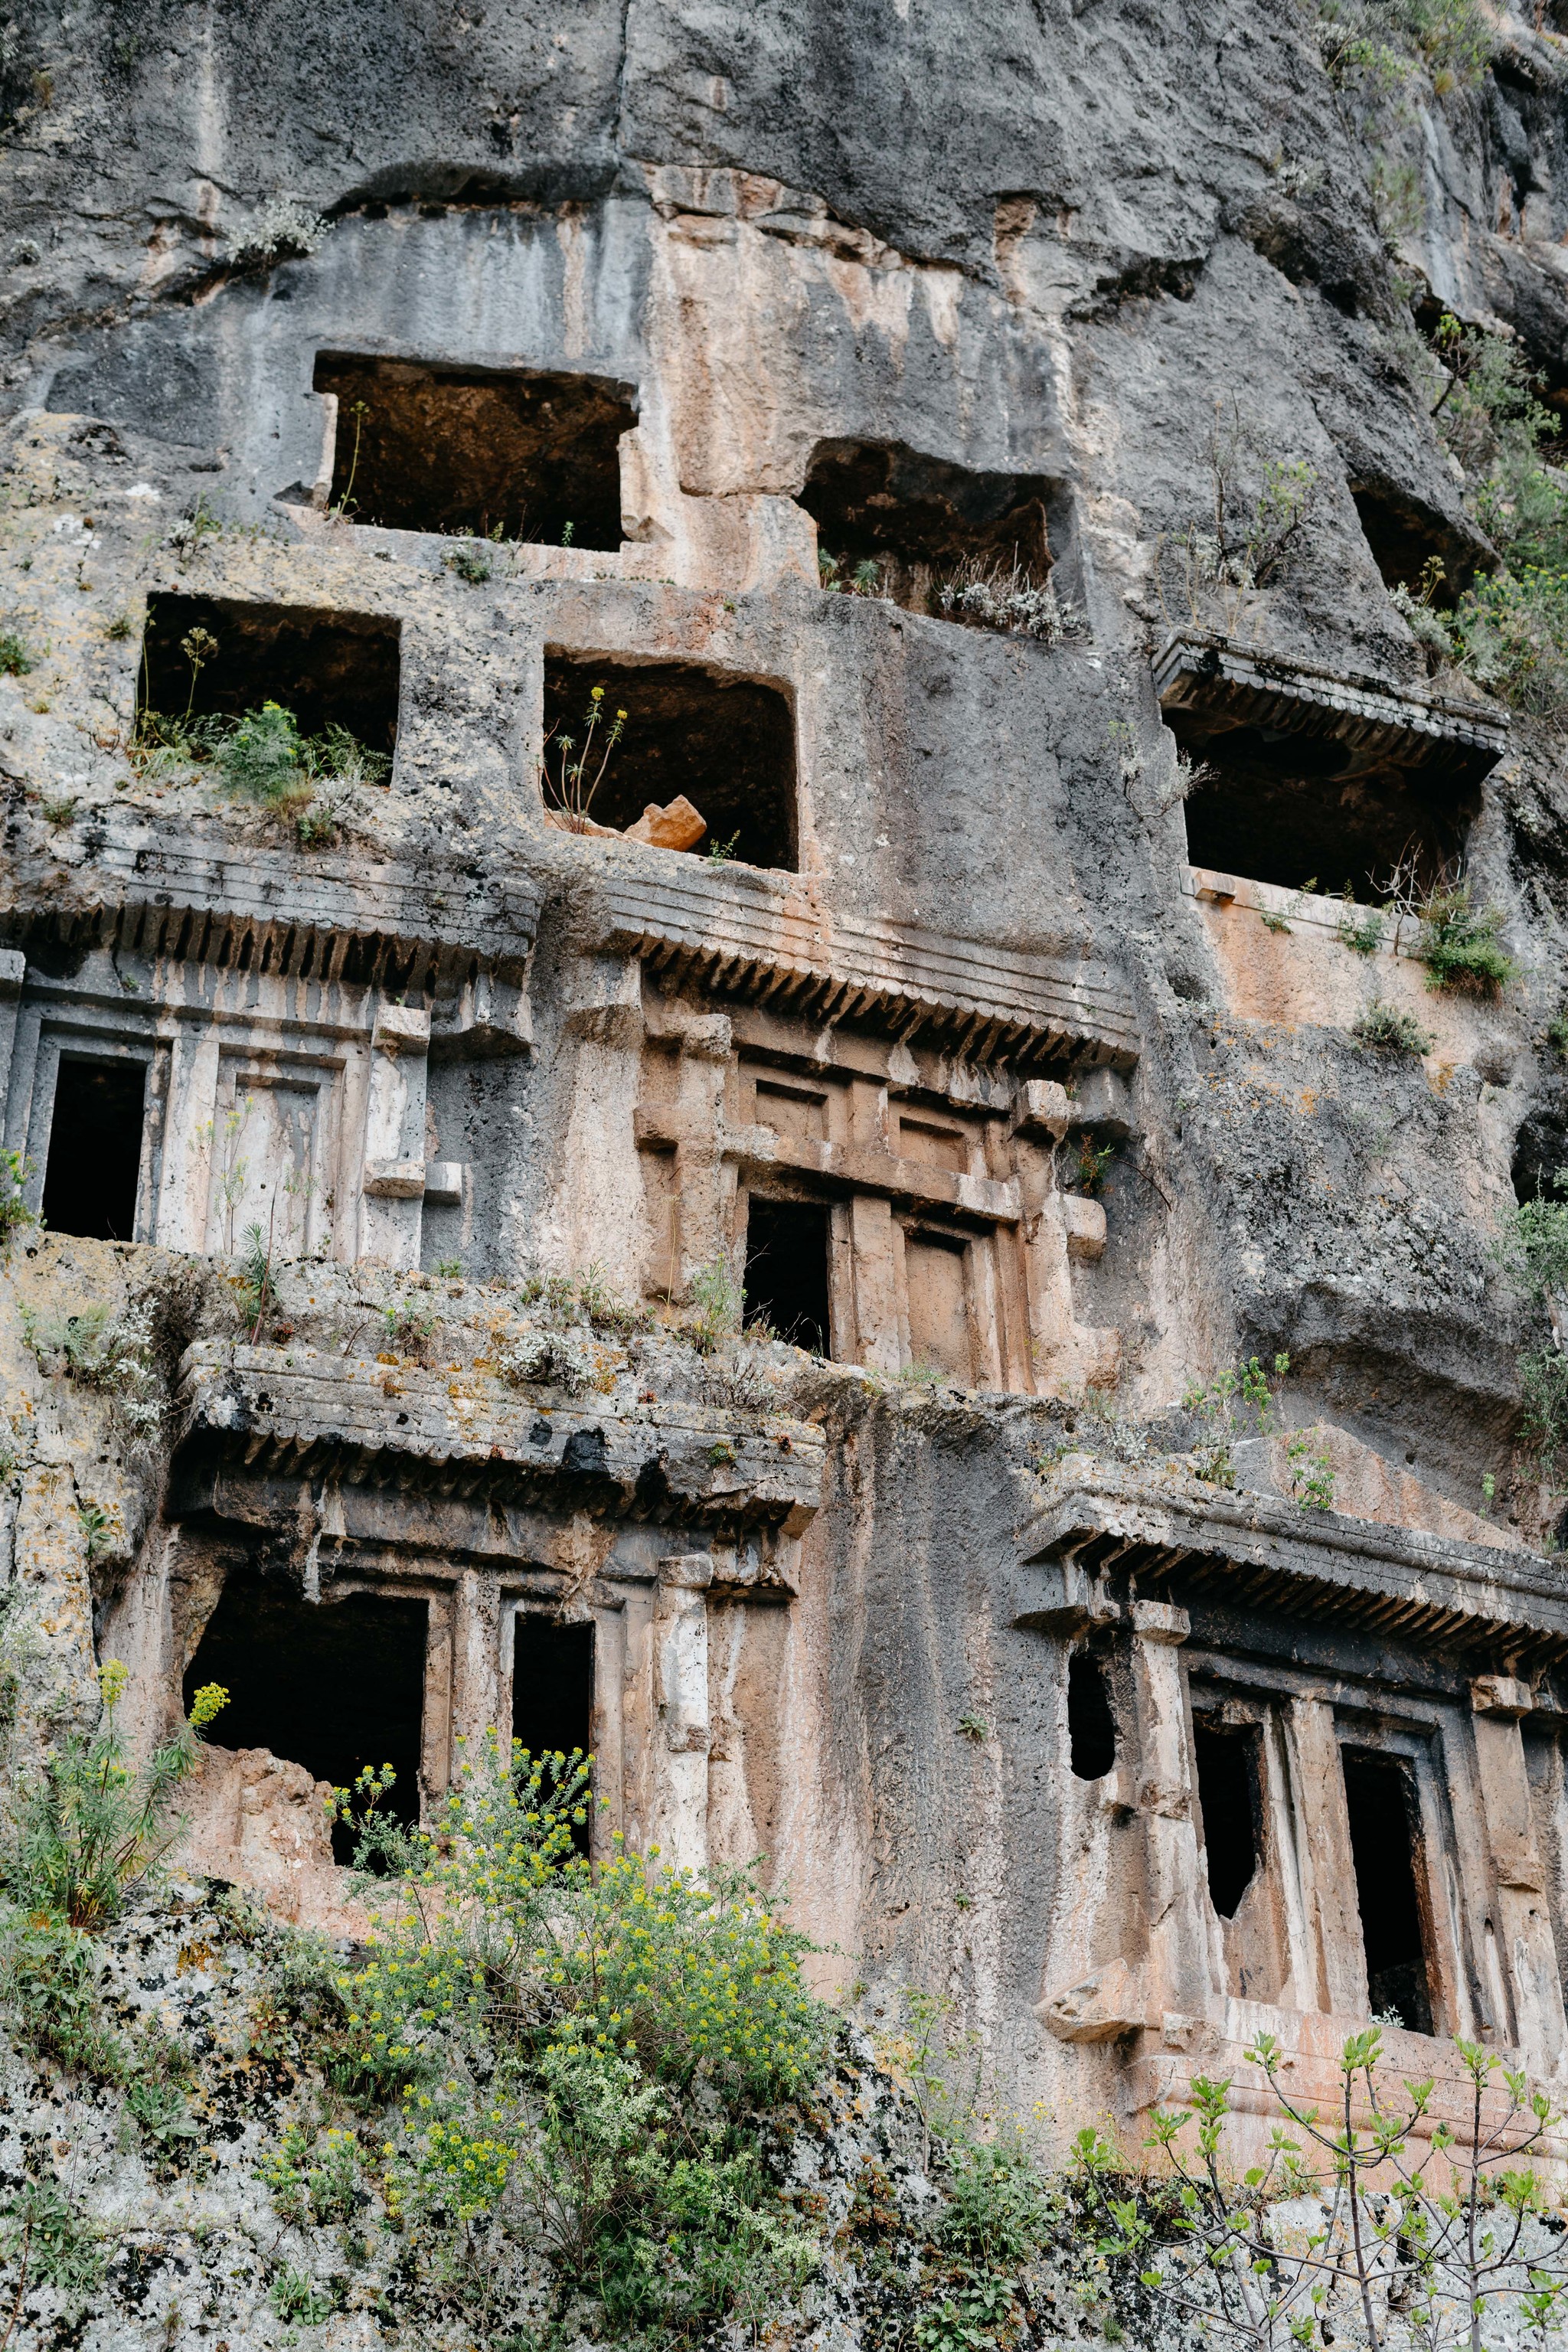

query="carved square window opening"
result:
[312,354,637,549]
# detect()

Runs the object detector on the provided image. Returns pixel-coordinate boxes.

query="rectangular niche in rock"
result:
[743,1195,831,1355]
[183,1574,428,1857]
[1155,634,1504,903]
[512,1617,593,1853]
[141,593,400,756]
[313,354,637,549]
[41,1054,146,1242]
[797,437,1067,635]
[541,655,797,871]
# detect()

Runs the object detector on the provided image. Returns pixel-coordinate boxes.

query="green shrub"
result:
[1497,1184,1568,1482]
[330,1730,828,2333]
[939,2136,1052,2265]
[1452,567,1568,727]
[1181,1353,1290,1486]
[3,1658,227,1929]
[0,1148,34,1252]
[1352,998,1432,1054]
[1415,885,1515,995]
[0,631,34,678]
[0,2178,106,2306]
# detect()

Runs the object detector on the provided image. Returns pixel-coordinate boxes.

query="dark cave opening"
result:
[743,1197,831,1354]
[512,1616,594,1853]
[142,593,401,753]
[1194,1720,1261,1919]
[1178,727,1476,900]
[1067,1651,1117,1781]
[42,1056,145,1243]
[1341,1748,1436,2033]
[542,655,796,870]
[1350,484,1481,603]
[312,354,637,549]
[797,437,1059,616]
[184,1576,427,1860]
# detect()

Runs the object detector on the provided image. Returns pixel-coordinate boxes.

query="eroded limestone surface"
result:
[5,0,1568,2341]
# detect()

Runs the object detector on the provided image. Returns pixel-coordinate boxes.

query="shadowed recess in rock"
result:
[142,593,402,752]
[312,354,637,547]
[1067,1650,1117,1781]
[512,1617,593,1854]
[1341,1748,1435,2034]
[1179,728,1477,900]
[743,1196,831,1354]
[41,1054,145,1242]
[1194,1719,1261,1919]
[542,653,796,869]
[183,1576,427,1857]
[798,436,1057,612]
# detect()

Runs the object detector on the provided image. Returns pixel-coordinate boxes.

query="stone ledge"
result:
[1154,629,1508,786]
[175,1342,825,1532]
[0,813,543,986]
[1017,1460,1567,1656]
[596,864,1138,1067]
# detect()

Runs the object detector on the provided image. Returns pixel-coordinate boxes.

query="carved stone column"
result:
[1128,1599,1216,2027]
[1282,1694,1365,2016]
[1471,1675,1566,2066]
[650,1553,713,1873]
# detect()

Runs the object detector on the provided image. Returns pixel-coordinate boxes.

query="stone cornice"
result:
[173,1341,825,1536]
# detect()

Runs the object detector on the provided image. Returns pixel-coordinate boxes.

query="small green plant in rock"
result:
[0,629,34,677]
[23,1295,168,1442]
[539,681,628,831]
[1549,1009,1568,1060]
[3,1659,227,1930]
[1075,1137,1116,1195]
[260,2124,362,2228]
[1182,1353,1290,1487]
[957,1714,988,1742]
[1285,1430,1336,1510]
[445,540,494,584]
[1352,998,1432,1054]
[0,1147,35,1252]
[687,1258,743,1354]
[1497,1178,1568,1490]
[1335,889,1383,956]
[270,2265,336,2325]
[1416,883,1515,995]
[0,2177,107,2310]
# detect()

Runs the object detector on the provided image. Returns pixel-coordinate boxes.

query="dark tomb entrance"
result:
[1194,1720,1262,1919]
[43,1057,145,1242]
[184,1576,427,1860]
[512,1617,595,1853]
[542,655,796,869]
[1341,1748,1436,2033]
[314,354,636,549]
[743,1197,831,1354]
[1067,1651,1117,1782]
[141,593,400,755]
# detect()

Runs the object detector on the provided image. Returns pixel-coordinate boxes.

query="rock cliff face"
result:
[4,0,1568,2344]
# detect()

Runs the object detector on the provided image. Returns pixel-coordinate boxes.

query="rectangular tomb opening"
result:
[1194,1719,1262,1919]
[1341,1748,1436,2033]
[41,1055,145,1242]
[743,1196,831,1354]
[312,354,637,549]
[513,1617,594,1853]
[1067,1649,1117,1782]
[542,655,796,871]
[1180,740,1475,902]
[798,436,1061,623]
[183,1576,427,1859]
[142,593,401,758]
